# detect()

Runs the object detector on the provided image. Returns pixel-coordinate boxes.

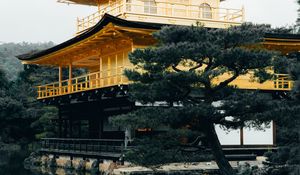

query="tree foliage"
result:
[0,42,59,144]
[111,24,282,175]
[263,52,300,175]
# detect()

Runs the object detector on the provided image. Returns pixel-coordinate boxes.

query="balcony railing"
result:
[40,138,125,158]
[37,68,293,100]
[273,74,293,90]
[76,1,245,34]
[37,66,130,99]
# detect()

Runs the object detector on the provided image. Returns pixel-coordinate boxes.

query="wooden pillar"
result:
[59,65,62,94]
[240,127,244,146]
[68,63,73,93]
[273,121,277,146]
[99,57,102,87]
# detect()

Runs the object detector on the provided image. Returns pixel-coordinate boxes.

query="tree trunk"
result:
[205,122,236,175]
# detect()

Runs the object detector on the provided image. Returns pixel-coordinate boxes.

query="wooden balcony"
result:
[76,1,244,34]
[37,67,293,100]
[37,66,130,99]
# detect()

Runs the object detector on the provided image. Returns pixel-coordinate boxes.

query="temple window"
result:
[144,0,157,14]
[200,3,212,19]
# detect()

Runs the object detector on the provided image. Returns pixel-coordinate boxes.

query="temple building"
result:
[17,0,299,161]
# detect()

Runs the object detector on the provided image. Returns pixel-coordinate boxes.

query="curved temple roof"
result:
[17,14,300,63]
[264,33,300,54]
[17,14,162,62]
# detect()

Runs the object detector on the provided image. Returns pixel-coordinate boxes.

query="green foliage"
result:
[262,52,300,174]
[30,106,58,139]
[126,131,212,166]
[0,42,59,144]
[111,24,281,174]
[0,42,54,81]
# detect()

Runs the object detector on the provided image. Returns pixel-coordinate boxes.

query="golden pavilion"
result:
[17,0,300,161]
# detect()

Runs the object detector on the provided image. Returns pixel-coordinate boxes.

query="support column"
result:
[240,127,244,146]
[99,57,102,87]
[59,65,62,94]
[68,63,73,93]
[273,121,277,146]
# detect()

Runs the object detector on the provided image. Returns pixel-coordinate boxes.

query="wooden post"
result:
[100,57,103,87]
[273,121,277,146]
[240,127,244,146]
[115,54,118,84]
[59,65,62,95]
[68,63,73,93]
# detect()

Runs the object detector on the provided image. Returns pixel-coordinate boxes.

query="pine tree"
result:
[111,24,280,175]
[264,52,300,175]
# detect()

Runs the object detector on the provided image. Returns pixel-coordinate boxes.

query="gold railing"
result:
[76,1,244,34]
[37,70,293,99]
[37,66,130,99]
[273,74,293,90]
[77,1,124,33]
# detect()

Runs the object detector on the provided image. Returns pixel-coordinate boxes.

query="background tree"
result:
[112,24,280,175]
[0,42,60,144]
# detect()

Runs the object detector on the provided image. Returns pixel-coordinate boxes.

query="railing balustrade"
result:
[40,138,124,154]
[273,74,293,90]
[37,66,130,99]
[37,69,293,99]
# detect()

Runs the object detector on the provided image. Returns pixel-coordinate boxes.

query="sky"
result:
[0,0,298,44]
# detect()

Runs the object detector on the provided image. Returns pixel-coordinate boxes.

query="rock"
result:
[23,151,42,168]
[49,157,57,168]
[90,159,100,174]
[76,159,86,171]
[64,160,73,169]
[41,155,50,167]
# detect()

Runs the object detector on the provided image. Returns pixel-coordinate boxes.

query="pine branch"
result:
[172,65,182,72]
[204,57,213,72]
[189,63,202,71]
[212,68,239,92]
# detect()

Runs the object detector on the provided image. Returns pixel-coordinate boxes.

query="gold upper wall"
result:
[68,0,243,34]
